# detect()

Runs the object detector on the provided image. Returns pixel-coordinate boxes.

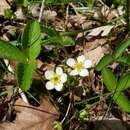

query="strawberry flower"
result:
[66,55,92,77]
[44,67,67,91]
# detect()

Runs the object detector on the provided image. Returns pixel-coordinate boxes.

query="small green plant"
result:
[0,20,42,92]
[43,54,92,127]
[76,109,89,122]
[41,25,75,46]
[0,19,75,92]
[96,38,130,113]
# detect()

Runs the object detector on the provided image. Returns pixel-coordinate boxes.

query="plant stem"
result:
[74,92,112,105]
[61,92,72,124]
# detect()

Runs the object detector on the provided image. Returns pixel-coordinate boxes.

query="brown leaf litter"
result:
[0,97,59,130]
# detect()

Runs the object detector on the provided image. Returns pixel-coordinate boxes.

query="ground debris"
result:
[0,97,59,130]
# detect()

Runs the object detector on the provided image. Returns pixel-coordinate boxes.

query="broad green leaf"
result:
[101,67,117,91]
[28,39,41,60]
[42,36,75,46]
[96,54,113,71]
[21,20,41,60]
[114,38,130,59]
[16,63,24,87]
[22,20,41,48]
[0,39,27,63]
[113,92,130,112]
[116,73,130,91]
[16,61,37,91]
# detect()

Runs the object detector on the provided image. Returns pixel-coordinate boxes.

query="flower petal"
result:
[77,55,85,63]
[45,81,54,90]
[45,70,54,79]
[55,83,63,91]
[84,60,92,68]
[70,69,78,76]
[66,58,76,68]
[56,67,63,75]
[79,69,89,77]
[60,73,67,83]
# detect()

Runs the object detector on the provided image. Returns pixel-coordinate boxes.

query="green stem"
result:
[74,92,112,105]
[26,91,40,105]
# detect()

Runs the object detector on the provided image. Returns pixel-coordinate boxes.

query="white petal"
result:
[84,60,92,68]
[45,81,54,90]
[45,70,54,79]
[70,69,78,76]
[56,67,63,75]
[66,58,76,68]
[77,55,85,63]
[79,69,89,77]
[60,73,67,83]
[55,83,63,91]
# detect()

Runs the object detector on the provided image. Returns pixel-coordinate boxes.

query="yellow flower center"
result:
[75,62,84,71]
[51,74,60,85]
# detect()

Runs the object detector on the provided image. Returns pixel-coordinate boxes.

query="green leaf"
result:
[16,61,37,91]
[4,9,13,19]
[61,36,75,46]
[116,73,130,91]
[42,36,75,46]
[16,63,24,87]
[101,67,130,112]
[96,54,113,71]
[113,92,130,112]
[44,0,87,5]
[114,38,130,59]
[21,20,41,60]
[0,39,27,62]
[28,39,41,60]
[41,25,59,36]
[16,0,29,6]
[116,55,130,65]
[53,121,63,130]
[101,67,117,91]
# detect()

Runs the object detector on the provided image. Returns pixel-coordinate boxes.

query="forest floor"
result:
[0,0,130,130]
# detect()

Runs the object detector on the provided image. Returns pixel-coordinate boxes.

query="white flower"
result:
[66,55,92,77]
[44,67,67,91]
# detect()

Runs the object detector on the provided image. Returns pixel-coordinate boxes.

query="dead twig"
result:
[38,0,45,22]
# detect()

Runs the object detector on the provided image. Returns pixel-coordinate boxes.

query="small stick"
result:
[61,101,71,124]
[61,92,72,124]
[38,0,45,22]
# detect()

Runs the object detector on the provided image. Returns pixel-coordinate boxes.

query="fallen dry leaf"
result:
[68,15,86,28]
[84,38,107,51]
[0,0,10,15]
[87,25,114,37]
[0,97,59,130]
[43,10,57,22]
[15,8,25,20]
[84,46,104,67]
